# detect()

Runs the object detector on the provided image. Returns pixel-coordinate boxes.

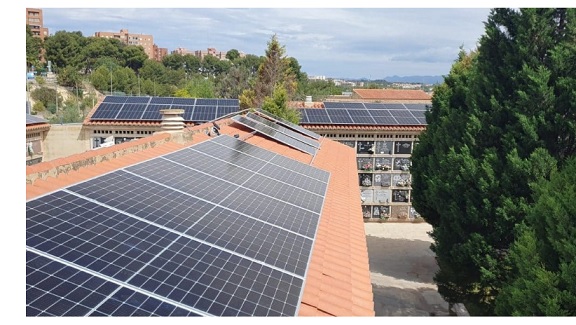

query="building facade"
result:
[94,29,155,60]
[26,8,49,40]
[26,114,51,166]
[295,89,431,223]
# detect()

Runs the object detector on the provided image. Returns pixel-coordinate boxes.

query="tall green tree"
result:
[260,84,300,124]
[411,8,575,315]
[26,25,43,70]
[495,157,576,315]
[240,34,297,111]
[225,49,241,62]
[44,31,86,71]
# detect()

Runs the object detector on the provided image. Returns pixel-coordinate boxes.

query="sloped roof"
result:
[26,114,51,133]
[353,89,432,100]
[26,117,374,316]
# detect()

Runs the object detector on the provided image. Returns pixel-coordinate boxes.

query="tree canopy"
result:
[410,8,576,315]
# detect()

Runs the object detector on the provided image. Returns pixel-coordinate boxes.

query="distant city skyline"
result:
[38,6,494,79]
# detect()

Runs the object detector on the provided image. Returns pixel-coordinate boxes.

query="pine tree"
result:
[411,8,575,314]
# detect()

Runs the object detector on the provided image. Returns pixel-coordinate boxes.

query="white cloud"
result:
[41,7,492,78]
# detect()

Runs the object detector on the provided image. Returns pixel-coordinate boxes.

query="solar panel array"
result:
[27,135,330,317]
[299,102,430,125]
[255,109,321,140]
[232,115,318,156]
[26,114,48,125]
[90,96,239,122]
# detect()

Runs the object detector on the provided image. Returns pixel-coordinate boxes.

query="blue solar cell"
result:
[115,103,147,120]
[343,102,365,109]
[172,98,196,105]
[91,103,123,119]
[394,117,420,125]
[216,106,237,117]
[348,109,376,124]
[383,103,406,109]
[103,96,128,103]
[232,116,317,155]
[303,109,331,124]
[150,97,174,104]
[124,96,150,104]
[195,98,218,106]
[141,104,170,120]
[325,108,353,124]
[255,109,321,140]
[217,99,239,106]
[323,102,344,109]
[246,113,319,148]
[368,109,392,117]
[192,106,217,121]
[364,103,387,109]
[404,103,429,110]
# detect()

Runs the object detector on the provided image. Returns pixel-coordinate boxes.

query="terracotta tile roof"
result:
[353,88,432,100]
[289,101,325,109]
[26,116,374,317]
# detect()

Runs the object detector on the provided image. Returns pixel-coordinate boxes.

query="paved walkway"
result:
[364,223,452,316]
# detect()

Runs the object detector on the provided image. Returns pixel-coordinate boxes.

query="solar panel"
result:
[303,109,331,124]
[394,117,420,125]
[323,102,345,109]
[246,113,320,149]
[172,98,196,105]
[150,97,174,104]
[409,110,426,119]
[91,96,241,123]
[91,103,123,119]
[141,104,171,120]
[27,135,330,316]
[180,106,195,120]
[404,104,429,110]
[26,251,200,316]
[390,110,414,118]
[125,96,150,104]
[299,109,310,123]
[232,115,317,156]
[255,109,321,140]
[115,103,147,120]
[348,109,376,124]
[217,99,239,106]
[416,117,427,124]
[364,103,387,109]
[196,98,218,106]
[383,103,406,109]
[325,108,354,124]
[342,102,365,109]
[26,114,47,125]
[216,106,238,117]
[103,96,128,103]
[192,106,217,122]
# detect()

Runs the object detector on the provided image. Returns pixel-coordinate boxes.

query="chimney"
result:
[159,109,185,132]
[304,95,313,108]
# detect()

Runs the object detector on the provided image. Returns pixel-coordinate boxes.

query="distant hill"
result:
[384,75,444,84]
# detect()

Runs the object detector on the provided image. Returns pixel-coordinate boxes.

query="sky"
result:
[29,2,500,80]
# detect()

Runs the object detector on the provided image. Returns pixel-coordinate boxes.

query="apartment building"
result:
[94,29,155,60]
[153,44,169,62]
[26,8,49,40]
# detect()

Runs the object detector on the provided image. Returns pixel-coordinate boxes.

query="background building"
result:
[26,8,49,40]
[94,29,155,60]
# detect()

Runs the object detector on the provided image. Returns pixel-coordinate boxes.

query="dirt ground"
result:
[364,222,453,316]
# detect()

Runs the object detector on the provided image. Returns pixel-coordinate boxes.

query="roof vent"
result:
[159,109,185,132]
[305,95,313,108]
